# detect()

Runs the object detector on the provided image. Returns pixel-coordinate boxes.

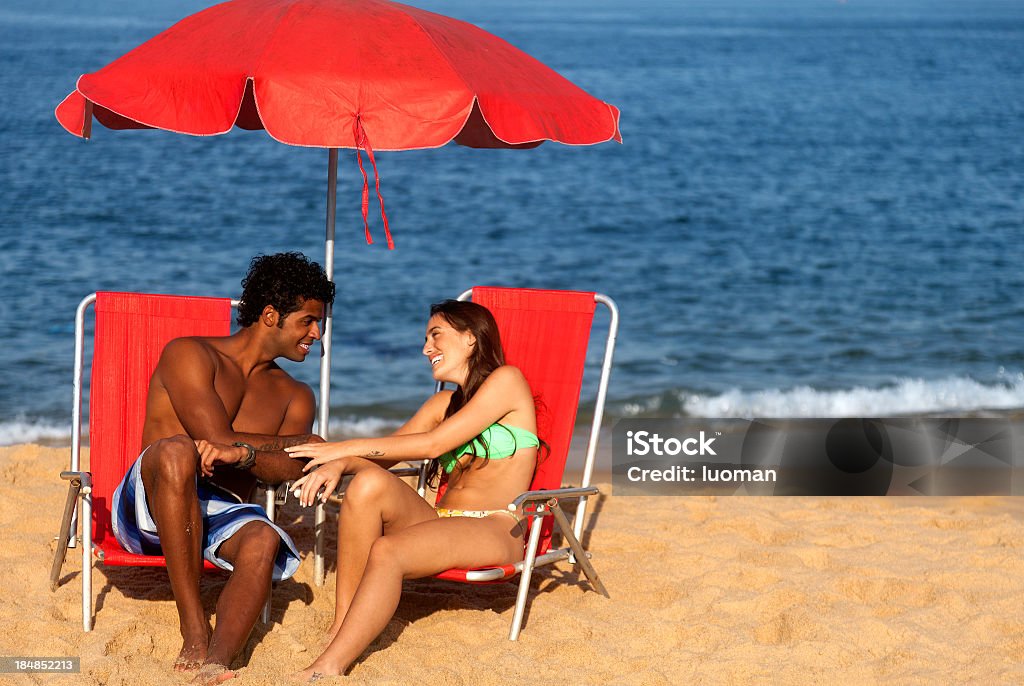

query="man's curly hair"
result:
[236,252,336,327]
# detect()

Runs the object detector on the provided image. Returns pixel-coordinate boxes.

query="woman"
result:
[285,300,540,681]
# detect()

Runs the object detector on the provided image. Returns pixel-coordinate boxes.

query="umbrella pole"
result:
[320,147,337,439]
[314,148,338,587]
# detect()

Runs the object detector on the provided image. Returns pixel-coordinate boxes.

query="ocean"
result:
[1,0,1023,445]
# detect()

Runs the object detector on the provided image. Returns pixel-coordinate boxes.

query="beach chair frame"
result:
[310,287,618,641]
[50,292,283,632]
[446,287,617,640]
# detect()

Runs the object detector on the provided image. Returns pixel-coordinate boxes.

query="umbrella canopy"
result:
[55,0,621,151]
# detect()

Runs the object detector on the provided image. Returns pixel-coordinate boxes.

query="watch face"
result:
[233,442,256,469]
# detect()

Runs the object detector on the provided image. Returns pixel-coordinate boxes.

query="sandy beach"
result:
[5,442,1024,685]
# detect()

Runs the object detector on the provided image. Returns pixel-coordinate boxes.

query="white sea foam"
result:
[5,375,1022,446]
[0,415,403,447]
[679,374,1024,419]
[325,415,403,439]
[0,418,73,446]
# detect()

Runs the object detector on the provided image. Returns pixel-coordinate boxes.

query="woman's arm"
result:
[287,392,452,506]
[285,366,532,468]
[289,368,533,506]
[285,390,452,468]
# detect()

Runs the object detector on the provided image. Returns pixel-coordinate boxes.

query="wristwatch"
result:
[231,442,257,470]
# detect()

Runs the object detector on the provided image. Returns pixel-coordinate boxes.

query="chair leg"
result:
[50,478,82,591]
[261,485,280,625]
[264,484,276,522]
[509,515,545,641]
[416,461,429,498]
[314,501,327,587]
[261,579,272,625]
[550,503,609,599]
[82,488,93,632]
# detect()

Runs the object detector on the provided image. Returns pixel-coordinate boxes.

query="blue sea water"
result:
[1,0,1023,444]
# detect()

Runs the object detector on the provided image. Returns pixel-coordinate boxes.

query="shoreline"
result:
[7,403,1023,446]
[4,400,1024,451]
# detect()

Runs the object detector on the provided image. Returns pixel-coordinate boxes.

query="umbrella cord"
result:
[354,118,395,250]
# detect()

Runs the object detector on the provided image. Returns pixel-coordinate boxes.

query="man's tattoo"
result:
[254,434,320,452]
[360,450,386,459]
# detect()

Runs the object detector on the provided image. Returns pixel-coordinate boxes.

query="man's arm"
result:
[159,340,320,483]
[240,383,322,484]
[286,369,538,474]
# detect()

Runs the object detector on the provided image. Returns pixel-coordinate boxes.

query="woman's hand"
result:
[290,458,349,507]
[285,441,352,469]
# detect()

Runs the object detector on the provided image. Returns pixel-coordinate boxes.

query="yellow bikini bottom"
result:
[435,507,521,524]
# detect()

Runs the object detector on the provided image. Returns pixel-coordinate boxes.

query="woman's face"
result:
[422,314,476,385]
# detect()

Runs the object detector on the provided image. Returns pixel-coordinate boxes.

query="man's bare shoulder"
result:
[260,367,316,432]
[287,378,316,408]
[251,358,303,386]
[271,366,315,399]
[155,336,223,373]
[246,359,314,409]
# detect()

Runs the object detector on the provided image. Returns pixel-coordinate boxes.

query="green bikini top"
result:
[438,423,540,475]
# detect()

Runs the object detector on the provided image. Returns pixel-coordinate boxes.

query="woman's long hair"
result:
[424,300,505,486]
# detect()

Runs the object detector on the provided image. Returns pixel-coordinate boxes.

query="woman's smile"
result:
[423,315,474,384]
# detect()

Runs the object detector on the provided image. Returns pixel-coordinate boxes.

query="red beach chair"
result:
[312,287,617,640]
[49,292,246,631]
[438,287,617,640]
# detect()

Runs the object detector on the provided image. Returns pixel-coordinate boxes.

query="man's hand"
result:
[195,439,247,477]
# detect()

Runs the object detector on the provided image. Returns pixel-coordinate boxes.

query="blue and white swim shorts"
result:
[111,448,300,580]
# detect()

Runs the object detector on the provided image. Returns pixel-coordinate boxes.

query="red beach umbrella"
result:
[55,0,621,246]
[55,0,621,440]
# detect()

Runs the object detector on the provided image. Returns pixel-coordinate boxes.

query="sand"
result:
[4,443,1024,685]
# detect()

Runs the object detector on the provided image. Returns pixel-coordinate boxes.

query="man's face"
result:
[274,298,325,362]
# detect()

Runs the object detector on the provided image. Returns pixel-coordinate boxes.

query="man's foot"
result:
[174,634,209,671]
[190,663,237,685]
[174,640,209,672]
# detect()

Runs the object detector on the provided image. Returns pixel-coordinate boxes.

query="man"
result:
[110,252,335,685]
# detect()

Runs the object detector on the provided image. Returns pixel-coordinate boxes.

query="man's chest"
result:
[214,373,291,434]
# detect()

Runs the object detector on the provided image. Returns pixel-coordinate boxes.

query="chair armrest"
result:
[268,462,429,504]
[60,471,92,490]
[387,466,424,478]
[263,461,427,487]
[511,486,599,509]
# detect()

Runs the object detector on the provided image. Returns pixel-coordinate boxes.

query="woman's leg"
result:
[328,466,438,638]
[298,515,524,680]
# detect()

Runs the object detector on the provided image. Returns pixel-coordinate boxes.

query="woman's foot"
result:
[294,661,343,683]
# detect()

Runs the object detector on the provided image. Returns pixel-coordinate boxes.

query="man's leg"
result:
[203,521,281,670]
[139,435,209,669]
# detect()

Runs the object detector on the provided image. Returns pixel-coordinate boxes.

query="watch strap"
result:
[231,442,257,470]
